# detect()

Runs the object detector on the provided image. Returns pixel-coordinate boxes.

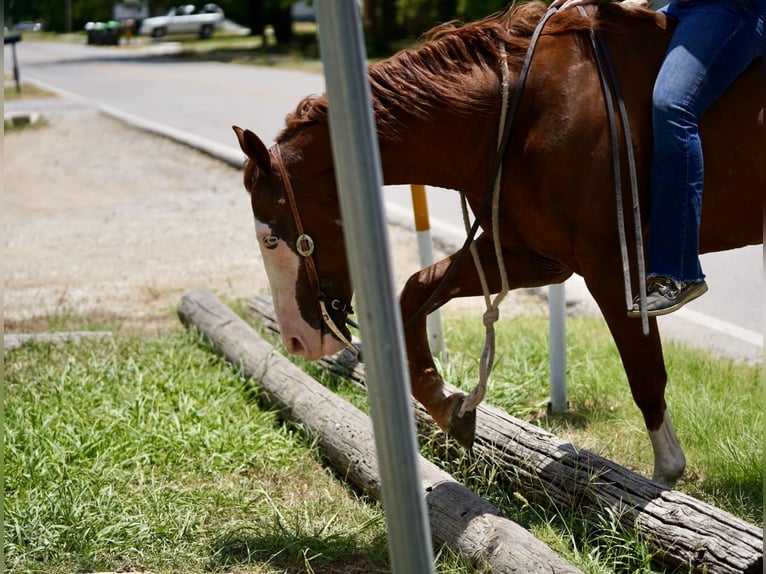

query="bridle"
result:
[269,143,360,357]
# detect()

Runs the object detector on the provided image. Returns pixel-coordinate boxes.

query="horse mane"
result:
[277,1,653,144]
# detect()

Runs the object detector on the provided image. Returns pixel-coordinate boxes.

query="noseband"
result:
[269,143,359,356]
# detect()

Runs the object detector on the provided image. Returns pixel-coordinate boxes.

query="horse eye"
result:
[263,235,279,250]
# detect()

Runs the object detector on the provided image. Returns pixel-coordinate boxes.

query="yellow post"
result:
[410,184,446,359]
[410,184,430,232]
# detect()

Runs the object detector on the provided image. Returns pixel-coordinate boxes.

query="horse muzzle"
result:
[281,327,346,360]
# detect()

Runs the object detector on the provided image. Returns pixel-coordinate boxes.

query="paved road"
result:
[7,40,761,361]
[7,40,325,147]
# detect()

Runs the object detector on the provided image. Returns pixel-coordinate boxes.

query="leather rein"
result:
[405,6,559,328]
[578,5,649,334]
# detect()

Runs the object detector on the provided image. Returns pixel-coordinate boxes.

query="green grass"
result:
[4,78,56,132]
[438,314,762,524]
[172,30,324,72]
[3,80,57,102]
[300,312,762,573]
[4,329,479,573]
[4,309,761,573]
[5,332,375,573]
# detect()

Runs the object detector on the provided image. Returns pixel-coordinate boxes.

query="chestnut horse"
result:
[233,1,763,486]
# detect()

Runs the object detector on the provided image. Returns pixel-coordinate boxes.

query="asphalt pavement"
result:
[6,39,762,362]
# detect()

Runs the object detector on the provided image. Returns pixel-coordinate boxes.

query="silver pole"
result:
[548,283,568,413]
[410,185,446,360]
[416,229,446,359]
[314,2,436,573]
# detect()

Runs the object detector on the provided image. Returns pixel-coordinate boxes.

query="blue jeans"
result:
[647,0,764,282]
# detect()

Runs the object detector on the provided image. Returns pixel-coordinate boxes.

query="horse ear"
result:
[232,126,271,176]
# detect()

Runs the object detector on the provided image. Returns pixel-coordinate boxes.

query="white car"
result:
[139,4,224,39]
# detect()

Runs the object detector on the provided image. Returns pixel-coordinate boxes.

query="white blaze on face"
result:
[254,219,345,359]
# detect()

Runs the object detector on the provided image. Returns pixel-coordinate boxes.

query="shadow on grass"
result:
[208,527,388,573]
[688,471,763,526]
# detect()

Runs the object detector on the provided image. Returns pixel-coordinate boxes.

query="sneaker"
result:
[628,276,708,318]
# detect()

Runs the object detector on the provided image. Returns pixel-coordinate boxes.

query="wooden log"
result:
[178,289,584,574]
[248,294,764,574]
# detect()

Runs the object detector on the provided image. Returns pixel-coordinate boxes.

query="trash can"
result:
[85,21,123,45]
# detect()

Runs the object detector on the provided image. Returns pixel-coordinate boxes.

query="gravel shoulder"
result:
[5,101,261,333]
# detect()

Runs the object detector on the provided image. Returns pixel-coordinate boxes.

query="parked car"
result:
[291,1,316,22]
[13,21,44,31]
[139,4,224,39]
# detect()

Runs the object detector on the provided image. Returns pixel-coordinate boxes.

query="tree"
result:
[458,0,509,21]
[267,0,293,45]
[364,0,397,55]
[219,0,292,46]
[247,0,266,37]
[4,0,114,32]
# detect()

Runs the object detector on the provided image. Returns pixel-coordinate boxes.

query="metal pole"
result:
[4,34,23,93]
[410,184,446,360]
[548,283,568,413]
[314,2,436,573]
[12,41,21,93]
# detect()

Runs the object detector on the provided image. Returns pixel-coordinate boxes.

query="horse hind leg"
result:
[649,409,685,486]
[586,276,686,486]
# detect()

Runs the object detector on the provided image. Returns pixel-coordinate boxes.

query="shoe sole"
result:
[627,281,708,318]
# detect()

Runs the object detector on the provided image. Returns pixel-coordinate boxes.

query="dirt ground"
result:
[5,98,541,336]
[5,103,254,333]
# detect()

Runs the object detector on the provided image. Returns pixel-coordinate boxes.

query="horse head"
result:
[233,125,353,360]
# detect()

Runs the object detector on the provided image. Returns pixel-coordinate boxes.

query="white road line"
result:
[673,307,763,348]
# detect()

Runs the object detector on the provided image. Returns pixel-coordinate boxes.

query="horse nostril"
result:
[285,336,307,356]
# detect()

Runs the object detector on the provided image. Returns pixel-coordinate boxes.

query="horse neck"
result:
[372,10,672,195]
[373,79,503,195]
[293,81,502,199]
[376,107,501,195]
[292,11,671,200]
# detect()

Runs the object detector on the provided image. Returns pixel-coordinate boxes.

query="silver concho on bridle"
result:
[296,233,315,257]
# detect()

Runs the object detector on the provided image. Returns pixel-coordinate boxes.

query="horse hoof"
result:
[447,396,477,449]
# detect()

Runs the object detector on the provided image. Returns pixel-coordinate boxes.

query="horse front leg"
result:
[400,235,571,448]
[585,274,686,486]
[399,256,477,448]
